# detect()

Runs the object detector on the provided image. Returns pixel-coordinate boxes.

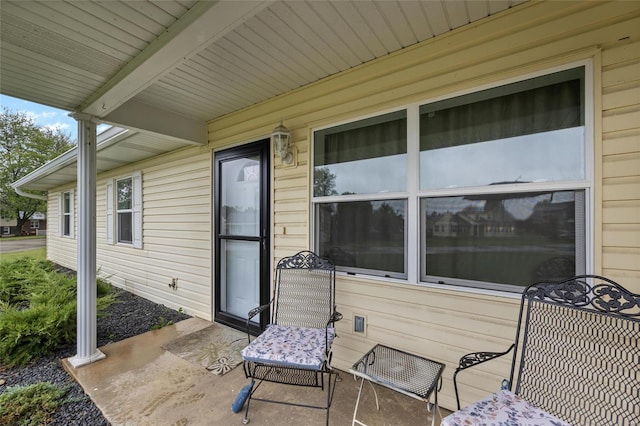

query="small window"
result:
[62,191,73,237]
[2,227,10,235]
[31,220,39,229]
[107,172,142,248]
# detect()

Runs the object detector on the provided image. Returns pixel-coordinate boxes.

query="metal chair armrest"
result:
[328,310,343,326]
[323,310,343,362]
[245,301,273,343]
[453,343,515,410]
[248,303,271,321]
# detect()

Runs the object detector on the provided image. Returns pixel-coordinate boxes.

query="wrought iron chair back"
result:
[511,275,640,425]
[451,275,640,426]
[273,252,335,329]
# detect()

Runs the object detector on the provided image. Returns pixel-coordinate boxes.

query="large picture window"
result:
[313,64,590,291]
[419,67,587,290]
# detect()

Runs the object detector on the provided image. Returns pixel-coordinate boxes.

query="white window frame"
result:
[106,171,142,249]
[31,220,39,229]
[312,108,410,279]
[311,60,594,293]
[2,227,10,235]
[59,190,74,238]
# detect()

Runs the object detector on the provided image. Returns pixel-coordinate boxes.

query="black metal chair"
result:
[445,275,640,426]
[239,251,342,425]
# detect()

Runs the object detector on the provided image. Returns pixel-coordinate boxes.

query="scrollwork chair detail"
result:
[445,275,640,426]
[239,251,341,425]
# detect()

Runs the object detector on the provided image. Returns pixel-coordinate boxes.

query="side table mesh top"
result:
[350,344,445,400]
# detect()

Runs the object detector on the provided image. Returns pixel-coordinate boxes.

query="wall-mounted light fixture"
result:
[271,120,293,165]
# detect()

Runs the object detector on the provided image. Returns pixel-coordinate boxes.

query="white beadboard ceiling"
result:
[2,0,527,190]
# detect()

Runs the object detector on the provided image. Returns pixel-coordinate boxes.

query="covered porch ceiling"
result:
[2,0,527,190]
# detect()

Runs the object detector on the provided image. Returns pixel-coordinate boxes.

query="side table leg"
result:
[428,380,443,426]
[431,388,437,426]
[352,377,366,426]
[352,378,380,426]
[368,379,379,410]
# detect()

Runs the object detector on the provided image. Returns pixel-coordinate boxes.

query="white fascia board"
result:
[102,99,207,145]
[80,1,270,119]
[11,127,131,190]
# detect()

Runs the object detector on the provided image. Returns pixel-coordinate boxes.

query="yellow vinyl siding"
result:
[601,33,640,289]
[46,190,77,269]
[207,1,639,410]
[48,145,212,320]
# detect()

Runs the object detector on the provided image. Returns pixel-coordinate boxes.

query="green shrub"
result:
[0,382,67,426]
[0,303,76,367]
[0,258,115,367]
[0,259,55,306]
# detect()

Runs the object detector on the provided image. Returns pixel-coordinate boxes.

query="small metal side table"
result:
[349,344,445,426]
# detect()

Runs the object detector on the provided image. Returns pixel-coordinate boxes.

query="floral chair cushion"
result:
[241,324,335,371]
[441,389,571,426]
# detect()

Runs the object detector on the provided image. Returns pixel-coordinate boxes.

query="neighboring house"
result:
[0,214,17,237]
[0,212,47,236]
[8,1,639,411]
[19,212,47,236]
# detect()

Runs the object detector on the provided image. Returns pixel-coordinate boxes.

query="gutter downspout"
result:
[12,186,48,201]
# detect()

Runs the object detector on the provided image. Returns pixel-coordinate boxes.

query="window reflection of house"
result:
[430,210,516,238]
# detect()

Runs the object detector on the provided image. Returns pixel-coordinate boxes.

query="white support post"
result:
[68,114,105,368]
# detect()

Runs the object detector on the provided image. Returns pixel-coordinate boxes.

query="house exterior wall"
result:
[21,218,46,236]
[207,1,640,410]
[46,145,213,320]
[1,216,17,237]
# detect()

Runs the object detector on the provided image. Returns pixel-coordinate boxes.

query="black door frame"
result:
[213,139,270,334]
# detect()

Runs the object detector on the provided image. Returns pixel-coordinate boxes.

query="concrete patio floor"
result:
[63,318,448,426]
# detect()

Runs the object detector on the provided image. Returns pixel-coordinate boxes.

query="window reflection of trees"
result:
[116,178,132,210]
[314,167,338,197]
[319,200,405,274]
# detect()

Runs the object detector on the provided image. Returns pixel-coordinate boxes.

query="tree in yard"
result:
[0,107,75,231]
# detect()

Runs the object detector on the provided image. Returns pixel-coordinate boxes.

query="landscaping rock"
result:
[0,284,191,425]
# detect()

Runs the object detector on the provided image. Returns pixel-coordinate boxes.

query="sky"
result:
[1,94,79,142]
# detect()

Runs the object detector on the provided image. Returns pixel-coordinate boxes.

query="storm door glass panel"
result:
[220,157,260,236]
[218,153,263,319]
[220,240,260,317]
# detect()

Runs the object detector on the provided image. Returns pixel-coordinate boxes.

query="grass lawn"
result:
[1,235,46,241]
[1,248,46,263]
